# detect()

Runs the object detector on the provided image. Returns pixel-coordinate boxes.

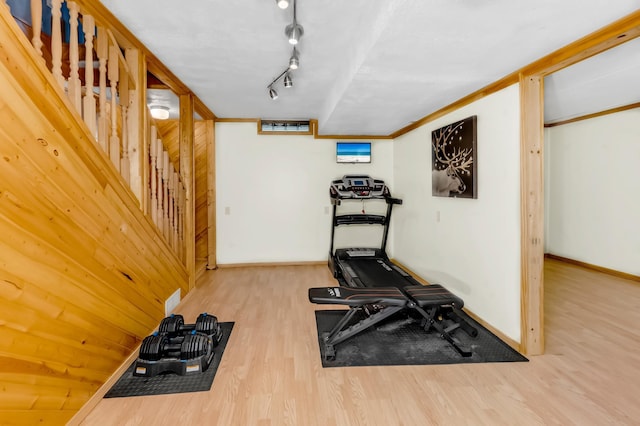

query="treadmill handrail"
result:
[331,196,402,206]
[335,214,386,226]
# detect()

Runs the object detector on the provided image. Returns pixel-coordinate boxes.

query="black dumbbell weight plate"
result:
[180,332,210,360]
[139,334,167,361]
[159,314,184,334]
[195,313,219,335]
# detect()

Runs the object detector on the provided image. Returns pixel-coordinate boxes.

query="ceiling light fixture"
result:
[284,73,293,88]
[268,87,279,100]
[276,0,289,9]
[289,47,299,70]
[149,105,170,120]
[284,0,303,45]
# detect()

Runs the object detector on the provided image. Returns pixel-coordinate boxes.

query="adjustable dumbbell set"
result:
[134,313,224,377]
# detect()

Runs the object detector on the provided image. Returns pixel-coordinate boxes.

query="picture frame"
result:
[431,115,477,198]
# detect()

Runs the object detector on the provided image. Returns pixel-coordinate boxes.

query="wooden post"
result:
[205,119,216,269]
[82,15,97,137]
[125,48,145,205]
[180,94,195,289]
[67,1,82,114]
[519,73,545,356]
[50,0,64,89]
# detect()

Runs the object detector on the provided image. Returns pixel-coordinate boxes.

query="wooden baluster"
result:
[67,1,81,114]
[50,0,64,89]
[96,26,108,152]
[82,15,97,137]
[162,150,170,241]
[30,0,43,59]
[179,183,187,264]
[149,126,158,226]
[168,164,175,249]
[108,43,120,171]
[119,70,130,184]
[156,139,164,234]
[178,183,185,262]
[173,171,180,251]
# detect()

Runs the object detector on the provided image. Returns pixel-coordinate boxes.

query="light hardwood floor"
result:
[80,259,640,425]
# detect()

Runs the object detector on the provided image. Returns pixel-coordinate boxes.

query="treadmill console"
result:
[330,175,390,199]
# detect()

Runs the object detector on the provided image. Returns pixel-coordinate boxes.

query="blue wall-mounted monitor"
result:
[336,142,371,163]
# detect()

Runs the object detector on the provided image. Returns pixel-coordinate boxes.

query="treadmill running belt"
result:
[346,259,419,288]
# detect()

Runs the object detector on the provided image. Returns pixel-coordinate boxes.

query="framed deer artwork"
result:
[431,115,477,198]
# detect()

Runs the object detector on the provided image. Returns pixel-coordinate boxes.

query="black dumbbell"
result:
[159,313,221,340]
[139,334,180,360]
[139,331,211,361]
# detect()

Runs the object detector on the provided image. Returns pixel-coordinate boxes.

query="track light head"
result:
[268,87,278,100]
[284,73,293,88]
[285,22,304,45]
[289,47,299,69]
[276,0,289,9]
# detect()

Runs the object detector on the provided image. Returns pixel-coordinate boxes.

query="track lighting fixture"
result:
[289,47,299,70]
[267,0,303,99]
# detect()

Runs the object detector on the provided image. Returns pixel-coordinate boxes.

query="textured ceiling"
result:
[100,0,639,134]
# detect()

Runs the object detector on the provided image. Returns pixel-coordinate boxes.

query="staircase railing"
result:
[150,122,186,262]
[4,0,186,264]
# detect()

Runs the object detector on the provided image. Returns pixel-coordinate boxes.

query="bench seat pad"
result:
[309,286,407,306]
[403,284,464,309]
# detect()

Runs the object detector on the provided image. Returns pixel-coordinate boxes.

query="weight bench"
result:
[308,284,477,360]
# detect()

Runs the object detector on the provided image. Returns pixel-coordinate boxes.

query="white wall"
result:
[215,122,394,264]
[545,109,640,275]
[392,84,522,341]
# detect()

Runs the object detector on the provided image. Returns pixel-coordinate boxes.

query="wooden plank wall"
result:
[156,120,210,263]
[0,6,188,424]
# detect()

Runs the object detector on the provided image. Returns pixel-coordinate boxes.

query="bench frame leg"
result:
[411,304,473,357]
[322,305,405,360]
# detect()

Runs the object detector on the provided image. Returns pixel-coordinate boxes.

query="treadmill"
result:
[328,175,423,289]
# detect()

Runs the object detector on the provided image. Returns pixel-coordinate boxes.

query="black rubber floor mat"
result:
[104,322,234,398]
[314,311,527,367]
